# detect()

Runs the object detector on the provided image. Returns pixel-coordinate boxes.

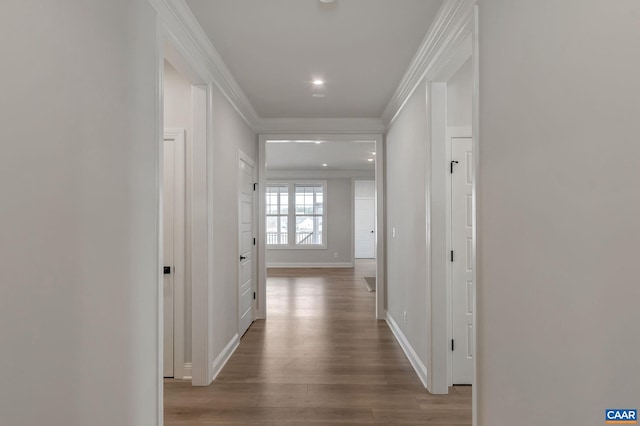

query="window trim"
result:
[266,180,327,250]
[265,183,289,247]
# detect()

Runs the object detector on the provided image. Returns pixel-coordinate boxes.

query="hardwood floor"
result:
[165,260,471,425]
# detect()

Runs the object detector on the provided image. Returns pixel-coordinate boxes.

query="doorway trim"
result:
[257,133,386,319]
[421,9,477,398]
[164,128,188,380]
[154,7,214,395]
[445,126,472,387]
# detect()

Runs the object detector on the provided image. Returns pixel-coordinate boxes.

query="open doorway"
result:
[257,135,385,320]
[160,37,210,390]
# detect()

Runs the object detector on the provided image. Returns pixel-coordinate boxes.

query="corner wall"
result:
[477,1,640,424]
[385,80,430,373]
[210,83,257,374]
[0,1,159,424]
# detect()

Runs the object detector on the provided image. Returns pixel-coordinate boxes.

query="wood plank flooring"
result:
[165,261,471,425]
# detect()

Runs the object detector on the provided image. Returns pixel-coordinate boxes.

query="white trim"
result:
[445,127,472,388]
[386,313,429,389]
[266,170,375,180]
[154,16,164,426]
[471,6,480,425]
[375,137,385,319]
[382,0,475,127]
[210,334,240,382]
[163,128,187,381]
[255,117,386,134]
[182,363,192,380]
[267,262,354,269]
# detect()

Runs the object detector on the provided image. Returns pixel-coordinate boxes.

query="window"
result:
[294,184,323,245]
[266,185,288,245]
[266,182,326,248]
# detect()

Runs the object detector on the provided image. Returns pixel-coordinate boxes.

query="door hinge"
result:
[253,237,256,245]
[253,292,256,300]
[450,160,459,174]
[451,250,454,262]
[451,339,455,351]
[253,183,257,191]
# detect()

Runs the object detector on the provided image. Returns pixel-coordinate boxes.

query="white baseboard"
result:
[182,363,192,380]
[386,312,429,389]
[267,262,354,268]
[210,334,239,383]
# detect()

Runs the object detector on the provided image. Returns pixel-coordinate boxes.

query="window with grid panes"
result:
[265,185,288,245]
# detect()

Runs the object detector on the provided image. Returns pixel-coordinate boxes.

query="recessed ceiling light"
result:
[313,79,324,86]
[371,152,376,155]
[322,163,328,167]
[319,0,336,4]
[367,158,374,162]
[315,141,323,144]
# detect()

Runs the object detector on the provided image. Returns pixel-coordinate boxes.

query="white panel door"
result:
[451,137,473,385]
[163,139,175,378]
[355,198,375,258]
[238,154,255,337]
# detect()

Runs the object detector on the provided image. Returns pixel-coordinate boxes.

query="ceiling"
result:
[266,140,376,172]
[184,0,444,119]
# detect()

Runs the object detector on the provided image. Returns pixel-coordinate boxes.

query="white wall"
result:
[354,180,375,198]
[210,83,257,367]
[266,178,353,266]
[447,58,472,127]
[385,80,429,365]
[0,1,159,425]
[163,60,193,366]
[477,1,640,425]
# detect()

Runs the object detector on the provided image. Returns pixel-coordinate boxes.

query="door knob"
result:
[163,266,171,274]
[370,230,374,233]
[240,255,247,261]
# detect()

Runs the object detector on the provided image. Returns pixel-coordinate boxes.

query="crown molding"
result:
[255,117,387,135]
[150,0,261,128]
[266,170,375,180]
[381,0,476,127]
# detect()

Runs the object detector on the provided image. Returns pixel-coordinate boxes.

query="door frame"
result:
[353,179,376,259]
[164,128,188,380]
[238,150,257,336]
[445,128,472,386]
[257,133,386,319]
[155,10,214,394]
[422,4,479,403]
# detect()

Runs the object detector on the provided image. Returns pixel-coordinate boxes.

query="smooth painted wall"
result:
[266,178,354,266]
[385,80,429,363]
[210,83,257,362]
[163,60,193,365]
[447,58,472,127]
[477,1,640,425]
[0,1,158,425]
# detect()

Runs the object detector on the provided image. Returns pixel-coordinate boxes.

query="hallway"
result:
[165,262,471,424]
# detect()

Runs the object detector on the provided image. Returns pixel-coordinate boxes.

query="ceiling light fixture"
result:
[319,0,336,3]
[315,141,323,144]
[313,79,324,86]
[371,152,376,155]
[367,158,374,162]
[322,163,328,167]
